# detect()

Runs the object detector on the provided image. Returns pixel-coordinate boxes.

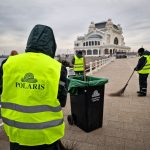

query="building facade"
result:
[74,19,130,56]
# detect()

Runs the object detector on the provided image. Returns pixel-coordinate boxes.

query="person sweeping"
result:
[134,48,150,97]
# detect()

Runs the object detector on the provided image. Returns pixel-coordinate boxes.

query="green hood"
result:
[25,24,56,58]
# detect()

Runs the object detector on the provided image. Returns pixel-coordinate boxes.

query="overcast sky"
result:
[0,0,150,54]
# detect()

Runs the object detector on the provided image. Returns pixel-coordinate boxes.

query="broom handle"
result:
[125,70,135,85]
[83,55,86,81]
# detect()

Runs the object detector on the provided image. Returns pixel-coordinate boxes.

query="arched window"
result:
[93,49,98,55]
[95,41,97,45]
[110,49,112,54]
[86,42,88,46]
[87,50,92,55]
[114,37,119,45]
[92,41,94,45]
[89,41,91,46]
[82,50,86,55]
[98,41,100,45]
[83,42,85,46]
[104,49,109,54]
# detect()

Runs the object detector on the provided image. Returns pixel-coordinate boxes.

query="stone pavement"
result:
[0,57,150,150]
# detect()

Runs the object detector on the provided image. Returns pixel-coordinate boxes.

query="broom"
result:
[109,70,135,96]
[83,55,86,81]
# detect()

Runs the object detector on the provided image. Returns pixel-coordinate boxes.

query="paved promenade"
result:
[0,57,150,150]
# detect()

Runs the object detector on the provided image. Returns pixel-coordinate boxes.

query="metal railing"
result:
[67,56,115,76]
[86,57,115,75]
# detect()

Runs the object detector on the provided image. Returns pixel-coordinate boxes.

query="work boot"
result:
[138,93,146,97]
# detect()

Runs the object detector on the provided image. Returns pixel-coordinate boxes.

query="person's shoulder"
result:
[144,50,150,55]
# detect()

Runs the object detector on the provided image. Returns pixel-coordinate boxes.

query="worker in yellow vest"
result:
[134,48,150,96]
[0,50,18,119]
[0,25,67,150]
[72,50,85,75]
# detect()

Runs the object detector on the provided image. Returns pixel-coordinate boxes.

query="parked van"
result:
[116,52,127,59]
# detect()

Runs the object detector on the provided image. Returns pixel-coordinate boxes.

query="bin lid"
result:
[67,75,108,95]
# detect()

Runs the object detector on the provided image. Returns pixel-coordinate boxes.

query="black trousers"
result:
[10,140,61,150]
[139,73,149,94]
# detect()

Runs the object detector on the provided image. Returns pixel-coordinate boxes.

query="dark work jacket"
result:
[0,58,7,94]
[135,50,150,72]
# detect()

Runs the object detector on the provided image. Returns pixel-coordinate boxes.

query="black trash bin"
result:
[67,76,108,132]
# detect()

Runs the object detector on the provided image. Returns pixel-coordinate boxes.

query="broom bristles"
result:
[109,84,128,97]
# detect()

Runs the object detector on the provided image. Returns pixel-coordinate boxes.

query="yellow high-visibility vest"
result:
[1,52,64,146]
[138,55,150,74]
[73,55,84,71]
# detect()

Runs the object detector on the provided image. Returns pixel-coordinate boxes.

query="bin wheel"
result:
[67,115,74,125]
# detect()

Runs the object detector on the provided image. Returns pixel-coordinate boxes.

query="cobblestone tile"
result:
[0,141,9,150]
[122,130,141,141]
[104,136,125,148]
[105,145,125,150]
[123,122,141,131]
[106,120,124,129]
[124,139,146,150]
[86,134,105,146]
[77,142,98,150]
[144,143,150,150]
[136,131,150,143]
[102,128,124,138]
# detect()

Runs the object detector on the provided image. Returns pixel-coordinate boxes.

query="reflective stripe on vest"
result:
[138,55,150,74]
[1,52,64,146]
[2,117,63,129]
[1,102,61,113]
[73,55,84,71]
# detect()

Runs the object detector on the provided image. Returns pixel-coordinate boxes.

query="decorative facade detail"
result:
[74,19,130,56]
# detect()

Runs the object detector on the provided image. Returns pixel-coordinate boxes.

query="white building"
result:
[74,19,130,56]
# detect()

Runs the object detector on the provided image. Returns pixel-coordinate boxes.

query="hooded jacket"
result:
[26,25,56,58]
[0,25,67,107]
[135,50,150,72]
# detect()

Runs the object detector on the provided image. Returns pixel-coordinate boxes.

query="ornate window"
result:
[89,41,91,46]
[92,41,94,45]
[87,50,92,55]
[86,42,88,46]
[95,41,97,45]
[93,49,98,55]
[114,37,119,45]
[110,49,112,54]
[82,50,86,55]
[104,49,109,54]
